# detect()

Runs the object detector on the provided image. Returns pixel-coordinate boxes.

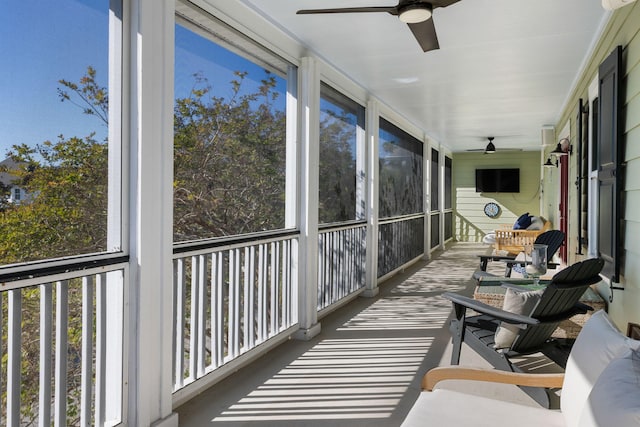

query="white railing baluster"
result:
[95,273,107,426]
[197,255,206,377]
[55,281,69,427]
[80,276,94,426]
[229,249,240,358]
[189,256,200,382]
[173,259,186,388]
[247,246,256,349]
[242,247,250,351]
[215,252,224,365]
[39,284,53,426]
[257,243,266,342]
[282,240,290,326]
[269,242,277,335]
[7,289,22,427]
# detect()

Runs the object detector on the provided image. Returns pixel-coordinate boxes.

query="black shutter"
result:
[597,46,623,282]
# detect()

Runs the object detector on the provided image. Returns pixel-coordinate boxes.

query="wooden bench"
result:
[494,221,552,255]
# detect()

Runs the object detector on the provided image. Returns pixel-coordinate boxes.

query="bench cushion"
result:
[401,389,565,427]
[561,310,640,427]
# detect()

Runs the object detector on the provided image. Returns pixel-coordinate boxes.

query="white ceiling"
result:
[237,0,609,152]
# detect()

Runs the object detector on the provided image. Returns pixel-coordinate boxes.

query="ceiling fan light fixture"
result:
[485,141,496,154]
[398,3,432,23]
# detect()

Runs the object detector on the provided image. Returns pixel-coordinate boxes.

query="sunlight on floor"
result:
[178,243,488,425]
[213,337,432,422]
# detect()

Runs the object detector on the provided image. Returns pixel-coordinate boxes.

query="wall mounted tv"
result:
[475,168,520,193]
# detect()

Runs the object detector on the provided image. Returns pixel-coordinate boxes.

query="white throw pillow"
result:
[527,216,544,230]
[561,310,640,427]
[578,349,640,427]
[494,288,544,349]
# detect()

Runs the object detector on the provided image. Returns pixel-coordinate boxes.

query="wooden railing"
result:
[171,232,299,393]
[0,260,128,426]
[317,222,367,311]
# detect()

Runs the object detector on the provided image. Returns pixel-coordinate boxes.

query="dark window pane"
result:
[431,148,439,211]
[445,156,452,209]
[445,211,453,240]
[378,118,423,218]
[431,213,440,249]
[319,83,364,224]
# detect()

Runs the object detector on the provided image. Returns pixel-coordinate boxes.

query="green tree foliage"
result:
[173,71,287,241]
[0,137,108,263]
[0,65,109,264]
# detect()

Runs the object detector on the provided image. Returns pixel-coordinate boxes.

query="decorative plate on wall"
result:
[484,202,501,218]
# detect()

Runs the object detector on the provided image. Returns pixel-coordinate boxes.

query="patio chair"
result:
[475,229,565,280]
[443,257,604,407]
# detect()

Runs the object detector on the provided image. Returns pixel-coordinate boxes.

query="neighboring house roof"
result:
[0,157,24,187]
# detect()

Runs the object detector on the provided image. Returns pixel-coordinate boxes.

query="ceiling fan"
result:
[466,137,523,154]
[296,0,462,52]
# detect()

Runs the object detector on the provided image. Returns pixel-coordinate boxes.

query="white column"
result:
[439,147,446,250]
[128,0,178,426]
[424,143,432,260]
[293,57,321,340]
[364,99,380,296]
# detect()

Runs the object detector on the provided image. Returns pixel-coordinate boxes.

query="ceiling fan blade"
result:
[297,7,396,15]
[407,18,439,52]
[432,0,462,7]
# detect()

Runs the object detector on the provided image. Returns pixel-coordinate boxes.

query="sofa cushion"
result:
[401,388,565,427]
[578,349,640,426]
[561,310,640,427]
[494,287,544,349]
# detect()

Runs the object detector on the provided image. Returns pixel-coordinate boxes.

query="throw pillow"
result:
[578,349,640,427]
[494,287,544,349]
[561,310,640,427]
[513,212,532,230]
[527,216,544,230]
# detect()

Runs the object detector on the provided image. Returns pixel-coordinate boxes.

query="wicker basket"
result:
[474,285,606,339]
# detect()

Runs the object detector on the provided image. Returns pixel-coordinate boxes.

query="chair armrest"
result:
[442,292,540,326]
[422,366,565,391]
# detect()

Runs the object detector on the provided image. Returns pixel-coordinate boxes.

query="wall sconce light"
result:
[544,157,558,167]
[550,137,573,156]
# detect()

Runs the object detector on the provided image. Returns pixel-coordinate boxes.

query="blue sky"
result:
[0,0,108,157]
[0,1,287,159]
[175,24,287,111]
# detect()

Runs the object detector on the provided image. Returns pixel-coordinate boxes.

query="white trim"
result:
[127,0,176,425]
[587,76,600,259]
[295,56,320,336]
[365,99,380,292]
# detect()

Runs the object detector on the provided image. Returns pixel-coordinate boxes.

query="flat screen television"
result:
[475,168,520,193]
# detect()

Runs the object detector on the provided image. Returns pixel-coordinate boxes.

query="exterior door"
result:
[559,154,569,263]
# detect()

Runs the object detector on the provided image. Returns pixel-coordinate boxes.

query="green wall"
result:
[553,2,640,329]
[453,151,541,242]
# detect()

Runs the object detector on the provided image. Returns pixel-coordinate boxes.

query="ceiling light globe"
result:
[398,5,432,23]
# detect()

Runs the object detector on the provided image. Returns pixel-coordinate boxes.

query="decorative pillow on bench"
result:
[513,212,532,229]
[561,310,640,427]
[578,348,640,426]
